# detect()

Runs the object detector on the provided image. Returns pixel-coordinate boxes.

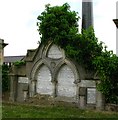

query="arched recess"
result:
[56,64,77,98]
[36,64,54,95]
[54,59,80,84]
[30,59,43,80]
[30,60,54,96]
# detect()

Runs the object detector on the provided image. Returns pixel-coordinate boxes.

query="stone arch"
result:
[54,59,80,98]
[30,59,54,96]
[54,59,80,83]
[36,64,54,95]
[30,59,52,80]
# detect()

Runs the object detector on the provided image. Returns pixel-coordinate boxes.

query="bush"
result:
[2,64,9,92]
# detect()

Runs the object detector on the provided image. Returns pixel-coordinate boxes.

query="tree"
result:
[37,3,79,46]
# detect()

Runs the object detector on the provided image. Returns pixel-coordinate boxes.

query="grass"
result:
[2,102,118,119]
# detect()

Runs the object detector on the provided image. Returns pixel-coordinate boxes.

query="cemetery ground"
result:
[2,102,118,118]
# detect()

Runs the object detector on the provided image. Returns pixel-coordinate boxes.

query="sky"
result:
[0,0,117,56]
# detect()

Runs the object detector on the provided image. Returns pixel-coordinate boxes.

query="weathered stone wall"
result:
[9,42,104,110]
[9,65,27,102]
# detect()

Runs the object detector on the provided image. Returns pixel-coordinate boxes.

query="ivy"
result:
[2,64,9,92]
[93,48,118,104]
[37,3,118,104]
[13,61,26,66]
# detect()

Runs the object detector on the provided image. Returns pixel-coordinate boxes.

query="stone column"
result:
[30,80,37,97]
[9,74,18,102]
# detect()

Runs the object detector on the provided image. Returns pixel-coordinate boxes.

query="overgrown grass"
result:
[2,102,118,118]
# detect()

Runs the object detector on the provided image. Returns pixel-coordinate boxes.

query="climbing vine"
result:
[37,3,118,104]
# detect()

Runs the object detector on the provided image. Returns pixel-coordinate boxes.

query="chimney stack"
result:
[82,0,93,31]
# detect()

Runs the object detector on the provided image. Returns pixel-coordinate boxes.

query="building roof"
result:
[113,19,118,28]
[4,55,25,63]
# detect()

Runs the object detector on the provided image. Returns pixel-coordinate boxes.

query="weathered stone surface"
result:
[47,44,63,59]
[79,96,86,109]
[9,42,104,110]
[57,64,76,98]
[18,77,29,84]
[79,80,96,87]
[87,88,96,104]
[36,65,54,95]
[17,83,28,102]
[79,87,86,96]
[96,90,105,110]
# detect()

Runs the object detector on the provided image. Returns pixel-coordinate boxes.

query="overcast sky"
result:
[0,0,117,56]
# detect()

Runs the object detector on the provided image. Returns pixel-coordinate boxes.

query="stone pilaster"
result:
[30,80,37,97]
[51,78,57,98]
[96,90,105,110]
[9,74,18,102]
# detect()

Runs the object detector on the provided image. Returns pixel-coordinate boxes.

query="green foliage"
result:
[2,103,118,118]
[13,61,26,66]
[64,27,103,70]
[37,3,79,45]
[37,3,118,104]
[2,64,9,92]
[93,48,118,104]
